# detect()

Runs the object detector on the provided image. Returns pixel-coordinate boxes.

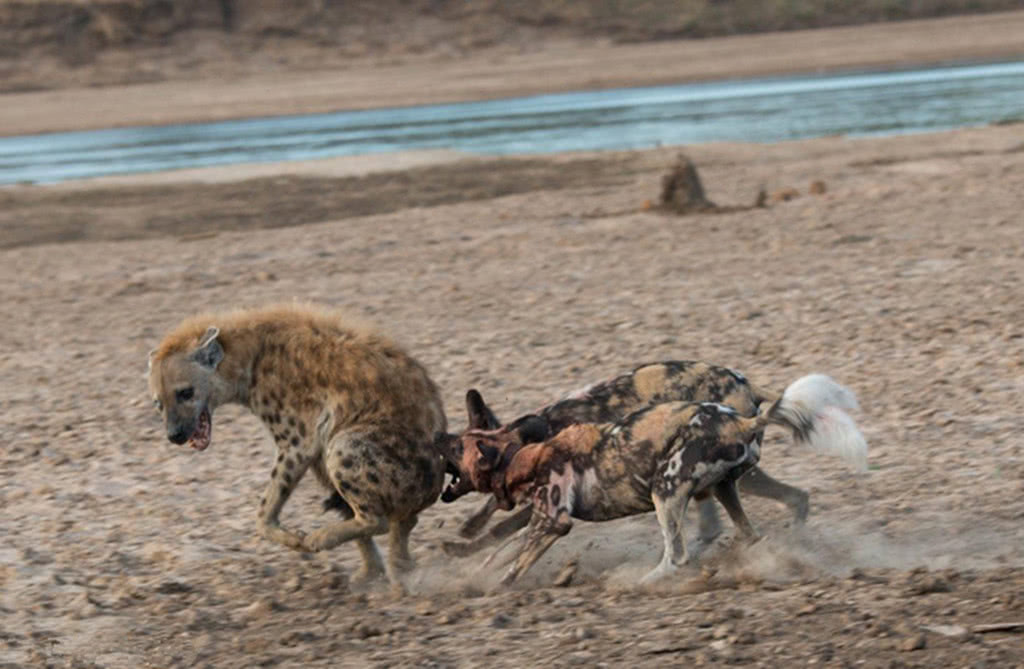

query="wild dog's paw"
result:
[441,540,476,558]
[639,559,685,585]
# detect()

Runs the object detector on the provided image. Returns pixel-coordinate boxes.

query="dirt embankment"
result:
[2,0,1023,94]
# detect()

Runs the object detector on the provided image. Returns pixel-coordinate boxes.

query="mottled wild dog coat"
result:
[482,374,868,585]
[438,361,810,556]
[147,304,447,587]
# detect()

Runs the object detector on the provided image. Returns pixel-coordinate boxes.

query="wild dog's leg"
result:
[388,514,418,574]
[641,484,694,584]
[458,496,499,539]
[738,466,810,524]
[258,450,314,551]
[695,497,723,544]
[712,478,758,541]
[500,506,572,586]
[443,505,533,557]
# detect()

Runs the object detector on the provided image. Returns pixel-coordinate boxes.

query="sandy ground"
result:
[3,10,1024,136]
[2,119,1024,666]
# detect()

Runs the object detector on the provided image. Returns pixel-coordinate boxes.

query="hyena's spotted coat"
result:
[438,360,810,556]
[147,304,447,588]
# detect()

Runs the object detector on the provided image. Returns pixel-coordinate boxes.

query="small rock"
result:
[712,624,734,640]
[734,630,757,645]
[490,613,513,629]
[573,626,595,641]
[553,559,578,588]
[901,634,926,651]
[154,580,193,595]
[769,187,800,203]
[923,624,967,638]
[69,592,101,619]
[355,623,381,639]
[809,180,828,195]
[797,603,818,616]
[235,598,281,622]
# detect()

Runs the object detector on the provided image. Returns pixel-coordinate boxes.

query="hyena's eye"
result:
[175,387,195,402]
[153,398,163,412]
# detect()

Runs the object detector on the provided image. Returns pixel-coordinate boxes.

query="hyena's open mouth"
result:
[189,408,212,451]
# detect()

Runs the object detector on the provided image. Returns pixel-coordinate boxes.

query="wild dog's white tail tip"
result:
[772,374,868,471]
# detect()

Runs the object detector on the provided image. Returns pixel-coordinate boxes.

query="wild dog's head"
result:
[147,326,229,452]
[439,389,550,502]
[487,441,555,511]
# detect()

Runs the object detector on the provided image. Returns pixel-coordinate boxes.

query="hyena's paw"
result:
[301,527,336,553]
[351,562,387,585]
[261,524,308,552]
[639,557,688,586]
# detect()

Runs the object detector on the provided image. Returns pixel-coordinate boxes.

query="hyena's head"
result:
[440,389,550,502]
[147,326,228,452]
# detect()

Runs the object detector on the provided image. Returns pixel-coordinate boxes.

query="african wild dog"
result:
[479,374,867,585]
[147,304,447,590]
[435,361,810,557]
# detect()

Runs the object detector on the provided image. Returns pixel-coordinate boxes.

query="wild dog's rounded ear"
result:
[514,415,550,445]
[192,326,224,369]
[466,389,501,430]
[475,442,501,472]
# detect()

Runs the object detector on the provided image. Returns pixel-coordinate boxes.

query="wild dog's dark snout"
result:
[167,427,190,444]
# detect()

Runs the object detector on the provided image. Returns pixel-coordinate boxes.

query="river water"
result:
[1,60,1022,185]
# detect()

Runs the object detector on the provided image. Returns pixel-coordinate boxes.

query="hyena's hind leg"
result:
[304,432,397,583]
[738,465,810,524]
[387,514,418,574]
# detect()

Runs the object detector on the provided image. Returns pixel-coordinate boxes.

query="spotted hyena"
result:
[436,361,811,556]
[147,304,447,589]
[478,374,867,585]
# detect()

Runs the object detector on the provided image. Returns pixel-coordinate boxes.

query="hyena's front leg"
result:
[258,450,314,551]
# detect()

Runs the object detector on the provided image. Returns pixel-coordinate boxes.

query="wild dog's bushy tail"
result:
[757,374,868,471]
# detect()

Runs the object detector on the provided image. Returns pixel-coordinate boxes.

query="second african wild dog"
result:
[435,360,811,557]
[147,304,447,589]
[480,374,867,585]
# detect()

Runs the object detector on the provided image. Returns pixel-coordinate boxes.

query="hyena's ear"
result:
[466,389,502,430]
[192,326,224,369]
[514,415,550,445]
[147,348,157,372]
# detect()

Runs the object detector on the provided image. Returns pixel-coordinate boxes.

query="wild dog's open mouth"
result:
[441,467,474,503]
[188,408,212,451]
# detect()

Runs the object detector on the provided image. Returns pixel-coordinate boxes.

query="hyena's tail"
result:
[751,374,868,471]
